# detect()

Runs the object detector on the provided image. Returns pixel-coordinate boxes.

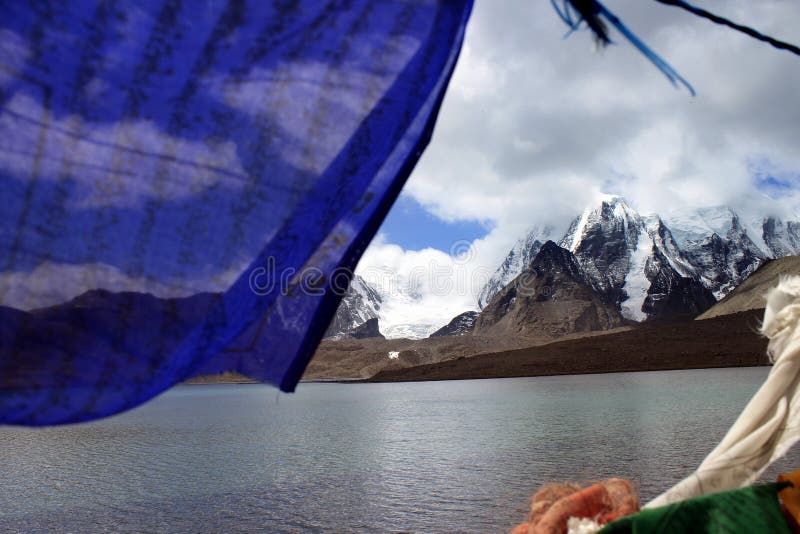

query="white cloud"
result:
[415,0,800,223]
[3,4,799,333]
[360,0,800,335]
[355,234,495,337]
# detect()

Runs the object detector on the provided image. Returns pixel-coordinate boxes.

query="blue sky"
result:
[377,195,491,253]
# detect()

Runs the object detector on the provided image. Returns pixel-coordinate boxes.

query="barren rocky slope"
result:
[369,309,768,383]
[474,241,627,340]
[698,256,800,319]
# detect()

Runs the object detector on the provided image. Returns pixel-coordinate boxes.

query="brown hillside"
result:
[698,256,800,319]
[369,309,768,383]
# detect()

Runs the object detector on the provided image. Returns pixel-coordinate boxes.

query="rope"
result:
[655,0,800,57]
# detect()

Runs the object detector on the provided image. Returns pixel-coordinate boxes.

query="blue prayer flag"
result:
[0,0,473,425]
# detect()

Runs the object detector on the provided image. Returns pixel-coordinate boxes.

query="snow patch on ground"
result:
[388,351,399,360]
[620,229,652,321]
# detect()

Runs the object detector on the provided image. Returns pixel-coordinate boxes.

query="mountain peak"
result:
[596,193,627,206]
[477,225,557,308]
[474,240,625,340]
[600,195,638,216]
[323,274,383,340]
[473,200,800,332]
[662,205,737,247]
[560,195,641,253]
[531,241,584,280]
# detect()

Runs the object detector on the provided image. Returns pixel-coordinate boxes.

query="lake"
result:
[2,368,799,532]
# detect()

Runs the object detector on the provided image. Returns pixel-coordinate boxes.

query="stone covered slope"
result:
[304,332,522,381]
[474,241,627,341]
[370,309,768,383]
[429,311,479,337]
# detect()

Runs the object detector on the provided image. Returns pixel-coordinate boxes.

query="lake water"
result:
[2,368,799,532]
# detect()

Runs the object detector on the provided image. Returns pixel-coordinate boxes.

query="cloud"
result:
[359,0,800,334]
[410,0,800,226]
[355,234,494,337]
[3,4,799,331]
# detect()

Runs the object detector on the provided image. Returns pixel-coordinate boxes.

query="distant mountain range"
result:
[339,196,800,341]
[6,231,795,386]
[367,253,800,384]
[478,196,798,322]
[473,240,628,341]
[323,275,383,340]
[13,196,791,357]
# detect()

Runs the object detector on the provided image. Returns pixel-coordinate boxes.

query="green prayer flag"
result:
[600,483,790,534]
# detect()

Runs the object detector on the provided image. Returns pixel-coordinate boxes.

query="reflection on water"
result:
[2,368,798,532]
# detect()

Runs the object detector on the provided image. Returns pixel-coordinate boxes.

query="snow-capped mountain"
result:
[323,275,384,339]
[429,311,479,337]
[662,207,767,299]
[480,196,795,323]
[760,217,800,258]
[638,217,716,319]
[352,196,800,340]
[558,197,713,321]
[558,195,647,312]
[477,225,556,308]
[474,240,626,339]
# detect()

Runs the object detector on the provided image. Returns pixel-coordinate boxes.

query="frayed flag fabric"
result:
[646,277,800,508]
[553,0,695,95]
[0,0,473,425]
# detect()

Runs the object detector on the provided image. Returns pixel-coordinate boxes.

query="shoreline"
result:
[184,364,773,387]
[186,309,768,386]
[367,309,768,383]
[362,360,770,384]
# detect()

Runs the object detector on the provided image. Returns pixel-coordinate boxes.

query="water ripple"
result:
[2,369,800,532]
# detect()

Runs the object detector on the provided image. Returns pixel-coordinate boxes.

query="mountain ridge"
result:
[698,256,800,320]
[478,196,799,324]
[474,240,627,341]
[323,274,384,340]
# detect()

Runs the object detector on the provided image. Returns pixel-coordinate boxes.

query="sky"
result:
[357,0,800,336]
[1,1,798,338]
[377,196,492,252]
